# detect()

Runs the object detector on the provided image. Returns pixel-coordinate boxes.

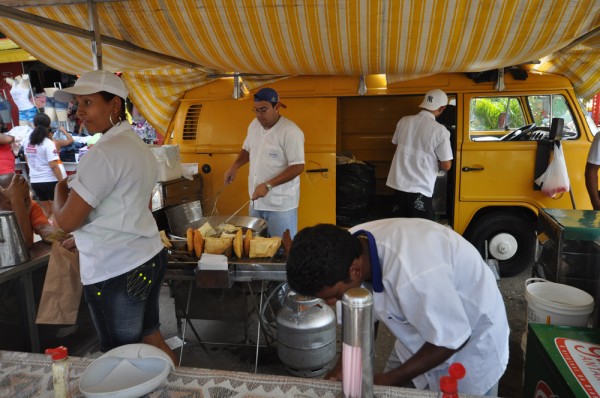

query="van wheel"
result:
[464,213,535,277]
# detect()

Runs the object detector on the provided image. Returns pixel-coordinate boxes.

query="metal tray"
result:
[169,215,268,238]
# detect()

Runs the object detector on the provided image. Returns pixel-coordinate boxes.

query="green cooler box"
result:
[524,323,600,397]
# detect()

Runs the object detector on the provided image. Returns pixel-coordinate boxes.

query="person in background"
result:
[585,132,600,210]
[224,87,305,238]
[386,89,453,220]
[285,220,509,396]
[22,113,63,221]
[52,70,176,365]
[53,126,74,151]
[52,126,74,179]
[0,123,16,174]
[0,173,74,249]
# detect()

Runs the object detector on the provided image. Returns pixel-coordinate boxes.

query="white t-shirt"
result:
[10,83,34,111]
[68,123,163,285]
[386,110,453,196]
[23,136,59,183]
[587,133,600,164]
[349,219,509,396]
[243,116,305,211]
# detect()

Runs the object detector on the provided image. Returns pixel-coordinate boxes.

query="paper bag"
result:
[36,241,82,325]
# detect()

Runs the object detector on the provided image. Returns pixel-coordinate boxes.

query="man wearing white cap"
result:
[386,89,453,220]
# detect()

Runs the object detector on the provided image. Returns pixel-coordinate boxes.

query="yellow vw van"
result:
[166,71,597,277]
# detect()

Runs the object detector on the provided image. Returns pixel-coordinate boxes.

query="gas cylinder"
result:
[276,292,337,377]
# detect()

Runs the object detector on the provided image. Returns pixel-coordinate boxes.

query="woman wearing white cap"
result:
[52,70,176,364]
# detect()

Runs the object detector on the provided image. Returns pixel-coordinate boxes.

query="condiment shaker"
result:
[341,287,374,398]
[45,346,71,398]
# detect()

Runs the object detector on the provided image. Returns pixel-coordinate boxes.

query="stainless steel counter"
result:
[165,259,286,282]
[165,255,287,369]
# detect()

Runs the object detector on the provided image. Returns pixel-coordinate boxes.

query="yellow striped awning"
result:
[0,38,36,63]
[0,0,599,132]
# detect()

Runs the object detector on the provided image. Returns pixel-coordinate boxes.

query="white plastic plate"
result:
[79,343,174,398]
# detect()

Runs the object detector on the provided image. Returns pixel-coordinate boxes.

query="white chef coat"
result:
[386,111,453,196]
[23,136,59,183]
[588,133,600,164]
[68,123,163,285]
[349,219,509,396]
[243,116,304,211]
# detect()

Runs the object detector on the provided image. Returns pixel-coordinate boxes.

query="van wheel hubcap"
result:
[488,233,518,260]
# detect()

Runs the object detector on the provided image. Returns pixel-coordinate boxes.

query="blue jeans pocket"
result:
[126,262,157,300]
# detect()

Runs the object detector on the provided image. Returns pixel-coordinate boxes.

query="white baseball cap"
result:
[54,70,128,102]
[419,89,448,111]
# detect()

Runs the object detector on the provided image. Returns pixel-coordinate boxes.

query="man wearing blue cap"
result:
[224,87,305,237]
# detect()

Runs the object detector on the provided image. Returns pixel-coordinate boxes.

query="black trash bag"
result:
[336,162,376,227]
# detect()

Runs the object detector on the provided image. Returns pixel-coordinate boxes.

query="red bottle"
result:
[438,362,466,398]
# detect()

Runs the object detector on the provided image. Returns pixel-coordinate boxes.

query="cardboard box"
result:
[524,323,600,397]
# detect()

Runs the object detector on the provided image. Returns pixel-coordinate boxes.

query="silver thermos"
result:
[342,287,374,398]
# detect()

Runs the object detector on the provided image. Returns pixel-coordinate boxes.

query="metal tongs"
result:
[215,199,252,232]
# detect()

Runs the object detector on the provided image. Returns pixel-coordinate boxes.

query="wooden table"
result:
[0,350,478,398]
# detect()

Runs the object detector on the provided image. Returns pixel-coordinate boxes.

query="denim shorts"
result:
[18,107,37,123]
[54,100,68,110]
[83,249,167,352]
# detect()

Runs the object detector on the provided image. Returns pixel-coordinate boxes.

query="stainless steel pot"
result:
[276,292,337,377]
[0,210,31,267]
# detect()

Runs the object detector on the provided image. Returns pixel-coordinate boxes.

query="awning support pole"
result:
[0,4,214,73]
[87,0,102,70]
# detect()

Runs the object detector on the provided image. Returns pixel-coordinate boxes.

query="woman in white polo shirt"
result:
[52,70,176,365]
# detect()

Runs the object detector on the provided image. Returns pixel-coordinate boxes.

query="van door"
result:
[457,92,589,276]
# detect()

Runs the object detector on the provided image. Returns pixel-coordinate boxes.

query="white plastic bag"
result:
[534,142,570,198]
[150,145,182,182]
[6,125,32,156]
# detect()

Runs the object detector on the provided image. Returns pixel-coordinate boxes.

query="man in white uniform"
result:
[224,87,305,237]
[585,132,600,209]
[386,89,453,220]
[286,219,509,396]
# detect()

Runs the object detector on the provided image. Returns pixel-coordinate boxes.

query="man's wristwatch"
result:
[264,182,273,191]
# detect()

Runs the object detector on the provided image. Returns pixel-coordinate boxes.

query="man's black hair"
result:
[286,224,362,296]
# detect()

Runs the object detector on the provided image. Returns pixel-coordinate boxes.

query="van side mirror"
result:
[549,118,564,141]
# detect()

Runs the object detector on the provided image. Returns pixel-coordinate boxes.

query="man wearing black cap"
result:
[224,87,305,237]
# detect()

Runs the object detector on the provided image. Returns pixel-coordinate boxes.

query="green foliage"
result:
[470,97,525,130]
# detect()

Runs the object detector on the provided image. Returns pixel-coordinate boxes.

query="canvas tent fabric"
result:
[0,0,599,133]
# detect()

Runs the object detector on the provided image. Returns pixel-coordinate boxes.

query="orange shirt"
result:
[30,201,49,237]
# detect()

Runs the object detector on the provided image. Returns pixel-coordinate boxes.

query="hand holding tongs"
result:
[216,199,252,231]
